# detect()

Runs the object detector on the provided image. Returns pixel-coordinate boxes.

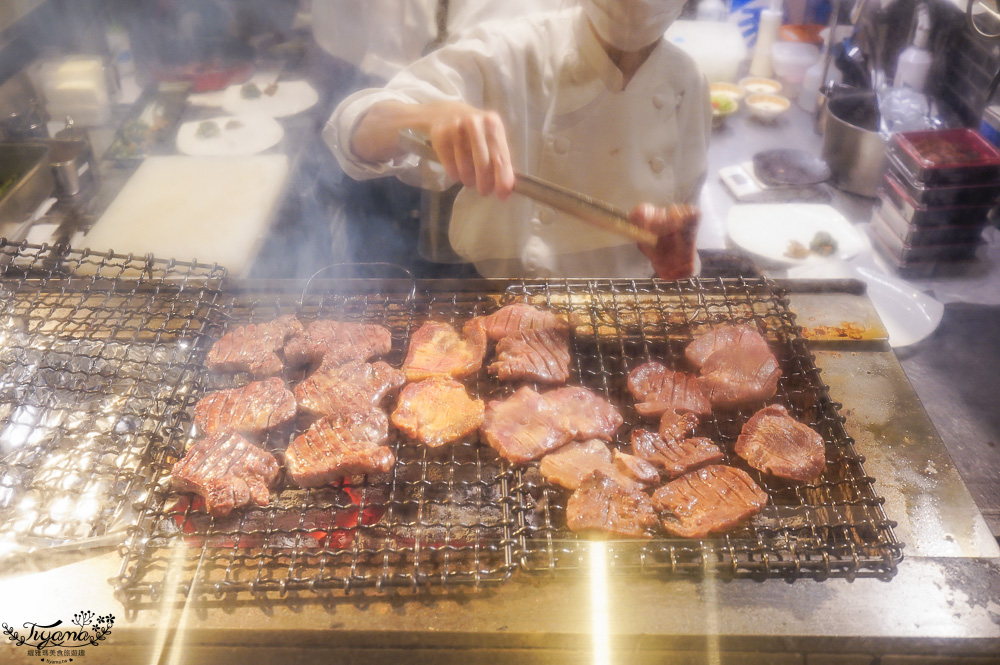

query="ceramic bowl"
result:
[739,76,783,96]
[746,93,791,122]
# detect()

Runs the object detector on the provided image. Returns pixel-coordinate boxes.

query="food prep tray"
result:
[886,154,1000,209]
[888,128,1000,186]
[874,197,987,247]
[871,208,981,262]
[879,174,995,228]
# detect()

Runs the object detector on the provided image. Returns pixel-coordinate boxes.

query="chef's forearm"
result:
[351,100,427,163]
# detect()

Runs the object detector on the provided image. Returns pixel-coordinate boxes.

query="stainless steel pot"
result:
[821,91,887,198]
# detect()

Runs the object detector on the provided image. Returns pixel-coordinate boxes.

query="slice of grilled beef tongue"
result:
[684,325,781,408]
[295,360,405,418]
[206,314,303,377]
[283,320,393,370]
[402,319,488,382]
[194,377,297,437]
[285,408,395,487]
[735,404,825,482]
[475,302,570,341]
[652,465,767,538]
[488,327,571,384]
[171,431,280,517]
[391,377,485,447]
[540,440,659,491]
[627,362,711,417]
[630,428,725,479]
[566,470,659,538]
[481,386,623,464]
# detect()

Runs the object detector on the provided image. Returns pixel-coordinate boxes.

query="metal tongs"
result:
[398,129,657,247]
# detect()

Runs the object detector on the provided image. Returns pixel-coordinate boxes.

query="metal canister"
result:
[52,117,100,195]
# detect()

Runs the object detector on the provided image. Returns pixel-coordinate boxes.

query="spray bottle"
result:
[893,3,932,92]
[748,0,783,78]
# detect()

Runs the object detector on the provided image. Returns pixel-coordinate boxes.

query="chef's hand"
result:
[352,100,516,199]
[630,203,700,280]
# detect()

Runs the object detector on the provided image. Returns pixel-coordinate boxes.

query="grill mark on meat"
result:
[284,320,393,369]
[652,465,767,538]
[171,431,280,516]
[391,377,485,447]
[476,303,570,341]
[489,327,571,384]
[285,408,395,487]
[566,470,659,538]
[630,428,724,479]
[402,319,487,382]
[735,404,825,482]
[481,386,623,464]
[194,377,297,437]
[206,314,303,377]
[627,362,711,417]
[685,325,781,408]
[295,360,405,418]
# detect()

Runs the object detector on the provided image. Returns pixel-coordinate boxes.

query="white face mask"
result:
[582,0,686,51]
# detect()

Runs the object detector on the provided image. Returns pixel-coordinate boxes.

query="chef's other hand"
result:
[423,101,516,199]
[351,100,516,199]
[631,203,700,280]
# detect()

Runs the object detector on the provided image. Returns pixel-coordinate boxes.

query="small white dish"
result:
[726,203,867,266]
[221,79,319,118]
[176,114,284,156]
[746,93,791,122]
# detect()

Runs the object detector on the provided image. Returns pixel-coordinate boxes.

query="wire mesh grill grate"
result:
[502,278,902,580]
[0,245,898,598]
[116,281,520,601]
[0,241,225,558]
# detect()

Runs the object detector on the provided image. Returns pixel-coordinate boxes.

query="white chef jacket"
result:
[324,6,710,278]
[310,0,566,81]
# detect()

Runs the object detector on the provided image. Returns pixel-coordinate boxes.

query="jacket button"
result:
[554,137,571,154]
[650,157,666,173]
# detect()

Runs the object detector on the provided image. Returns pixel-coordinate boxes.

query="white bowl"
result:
[746,93,791,122]
[739,76,782,96]
[709,81,745,102]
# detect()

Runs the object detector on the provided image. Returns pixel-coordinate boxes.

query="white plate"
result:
[176,114,284,156]
[726,203,867,265]
[221,79,319,118]
[787,260,944,348]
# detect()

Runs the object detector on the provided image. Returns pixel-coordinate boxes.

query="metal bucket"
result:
[821,91,888,198]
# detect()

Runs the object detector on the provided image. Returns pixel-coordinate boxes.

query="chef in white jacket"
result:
[325,0,709,279]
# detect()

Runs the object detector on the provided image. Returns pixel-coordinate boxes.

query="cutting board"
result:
[86,155,289,276]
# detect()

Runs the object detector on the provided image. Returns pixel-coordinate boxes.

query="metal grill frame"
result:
[0,245,900,600]
[0,240,225,557]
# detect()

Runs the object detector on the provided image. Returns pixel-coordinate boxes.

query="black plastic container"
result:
[880,171,996,226]
[886,153,1000,208]
[873,200,986,247]
[888,128,1000,186]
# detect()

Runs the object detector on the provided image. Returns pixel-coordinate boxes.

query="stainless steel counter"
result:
[0,285,997,665]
